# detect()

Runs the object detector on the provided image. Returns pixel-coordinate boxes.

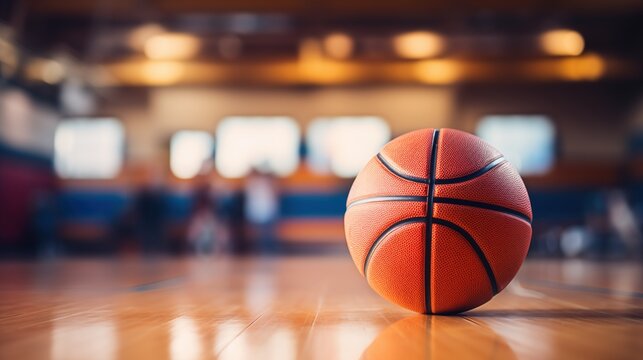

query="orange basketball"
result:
[344,128,532,314]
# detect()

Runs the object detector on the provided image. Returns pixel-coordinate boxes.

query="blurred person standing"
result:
[244,170,279,254]
[134,183,167,255]
[606,190,642,259]
[30,191,58,258]
[218,184,247,254]
[125,165,167,255]
[187,184,228,255]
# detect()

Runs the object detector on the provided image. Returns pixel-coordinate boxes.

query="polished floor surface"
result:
[0,256,641,359]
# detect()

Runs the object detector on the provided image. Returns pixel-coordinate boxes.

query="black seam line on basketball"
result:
[434,156,506,185]
[433,197,532,223]
[376,153,429,184]
[362,217,426,276]
[346,196,426,209]
[432,218,499,295]
[425,129,440,314]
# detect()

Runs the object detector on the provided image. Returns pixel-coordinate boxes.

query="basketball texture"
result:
[344,128,532,314]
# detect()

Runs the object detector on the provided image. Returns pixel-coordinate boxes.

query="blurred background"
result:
[0,0,642,260]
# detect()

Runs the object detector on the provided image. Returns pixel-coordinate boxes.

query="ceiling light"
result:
[144,33,201,60]
[414,60,461,84]
[323,32,353,59]
[141,61,185,85]
[24,58,66,84]
[540,29,584,56]
[128,23,166,51]
[393,31,444,59]
[559,54,604,81]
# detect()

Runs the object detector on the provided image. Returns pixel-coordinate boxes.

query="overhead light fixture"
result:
[128,23,166,51]
[414,59,461,84]
[298,38,356,84]
[144,33,201,60]
[323,32,353,59]
[141,61,185,85]
[558,54,604,81]
[540,29,584,56]
[24,58,66,84]
[393,31,444,59]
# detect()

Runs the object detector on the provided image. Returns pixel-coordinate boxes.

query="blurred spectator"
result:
[584,191,612,258]
[134,184,167,255]
[187,185,228,255]
[30,191,58,258]
[115,200,138,255]
[581,189,642,259]
[219,187,247,255]
[560,226,592,258]
[606,190,642,259]
[244,170,279,254]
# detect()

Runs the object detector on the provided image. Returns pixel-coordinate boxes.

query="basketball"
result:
[345,128,533,314]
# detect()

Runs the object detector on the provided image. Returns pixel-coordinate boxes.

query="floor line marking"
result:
[215,312,266,357]
[129,277,184,292]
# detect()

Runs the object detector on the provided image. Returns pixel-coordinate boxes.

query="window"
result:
[54,118,124,179]
[476,115,555,175]
[215,116,300,178]
[307,116,390,178]
[170,131,214,179]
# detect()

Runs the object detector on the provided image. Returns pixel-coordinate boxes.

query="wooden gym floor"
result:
[0,256,641,359]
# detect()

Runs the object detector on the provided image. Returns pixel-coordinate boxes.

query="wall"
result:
[106,86,456,165]
[101,84,638,167]
[453,83,638,162]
